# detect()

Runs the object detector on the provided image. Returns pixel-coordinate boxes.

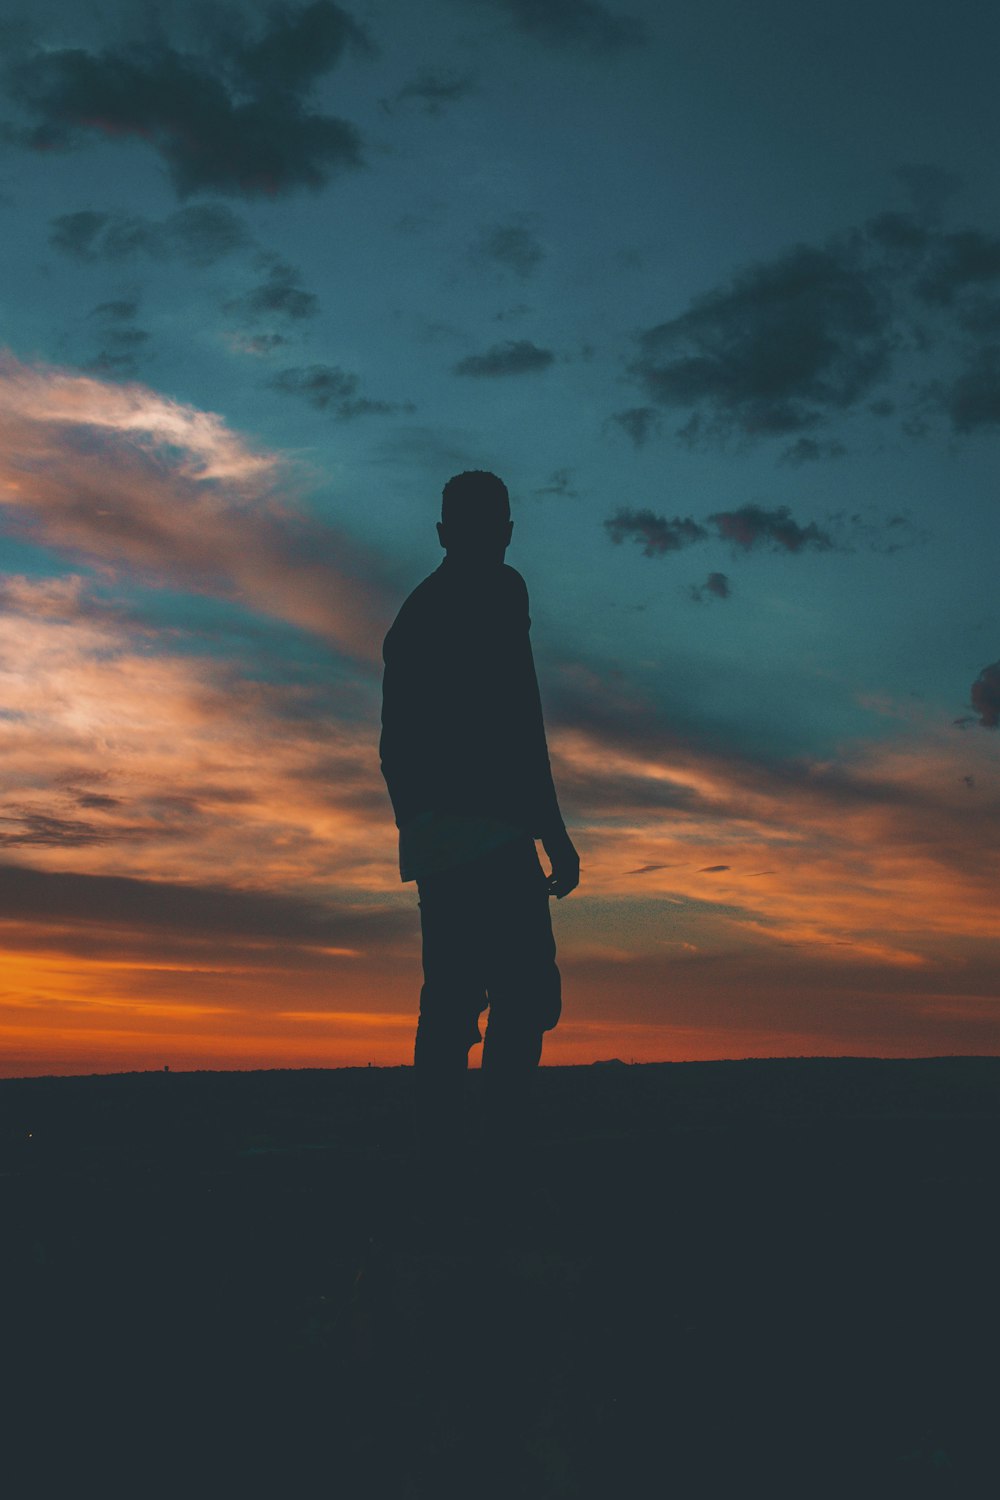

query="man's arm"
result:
[510,573,580,898]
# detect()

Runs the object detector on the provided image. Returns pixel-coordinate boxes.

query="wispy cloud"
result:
[453,339,555,376]
[50,204,253,266]
[0,351,394,662]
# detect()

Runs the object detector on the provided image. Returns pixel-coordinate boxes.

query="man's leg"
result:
[413,866,487,1221]
[479,839,561,1200]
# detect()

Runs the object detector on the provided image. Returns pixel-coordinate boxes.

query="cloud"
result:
[453,339,555,376]
[268,364,413,419]
[0,572,402,899]
[779,436,847,465]
[625,189,1000,451]
[935,344,1000,433]
[968,661,1000,728]
[49,203,253,266]
[0,350,394,663]
[608,406,661,447]
[382,68,476,115]
[224,255,318,322]
[2,2,369,198]
[533,467,578,498]
[629,240,894,443]
[461,0,645,51]
[0,860,402,948]
[914,229,1000,306]
[689,572,731,603]
[707,504,834,553]
[698,865,730,873]
[603,509,708,556]
[471,217,545,279]
[85,297,151,377]
[604,502,843,562]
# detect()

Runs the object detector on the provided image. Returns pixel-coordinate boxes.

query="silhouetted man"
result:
[379,470,579,1214]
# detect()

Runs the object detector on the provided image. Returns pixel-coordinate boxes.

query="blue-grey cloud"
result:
[914,229,1000,306]
[708,504,834,553]
[50,203,253,266]
[461,0,646,51]
[453,339,555,376]
[533,467,578,498]
[2,2,370,198]
[779,436,847,465]
[471,218,545,279]
[225,255,318,322]
[268,363,413,420]
[604,509,708,556]
[604,503,836,559]
[629,240,894,443]
[935,344,1000,433]
[382,68,476,115]
[84,296,151,376]
[689,572,731,603]
[608,406,661,447]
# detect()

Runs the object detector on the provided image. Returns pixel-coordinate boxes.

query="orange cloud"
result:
[0,350,394,662]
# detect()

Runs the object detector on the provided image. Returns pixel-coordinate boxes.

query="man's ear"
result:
[437,520,447,550]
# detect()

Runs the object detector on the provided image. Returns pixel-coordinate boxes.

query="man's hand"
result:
[542,829,580,899]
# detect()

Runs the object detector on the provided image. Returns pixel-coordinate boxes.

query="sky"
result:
[1,0,998,1076]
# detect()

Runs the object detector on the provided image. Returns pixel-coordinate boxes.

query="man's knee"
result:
[415,991,484,1060]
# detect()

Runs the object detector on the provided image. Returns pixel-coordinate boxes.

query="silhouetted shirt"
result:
[380,555,565,881]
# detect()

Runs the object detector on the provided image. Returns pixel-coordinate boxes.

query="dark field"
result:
[3,1058,998,1498]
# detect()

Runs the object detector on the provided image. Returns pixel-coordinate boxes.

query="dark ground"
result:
[3,1058,998,1498]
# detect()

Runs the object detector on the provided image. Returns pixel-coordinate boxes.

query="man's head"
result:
[438,470,513,564]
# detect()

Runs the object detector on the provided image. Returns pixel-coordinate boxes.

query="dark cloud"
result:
[629,241,894,443]
[689,572,731,603]
[935,343,1000,432]
[50,203,253,265]
[471,218,545,279]
[914,230,1000,306]
[0,859,408,949]
[625,863,674,875]
[604,509,708,557]
[85,296,151,376]
[453,339,554,376]
[0,811,106,847]
[969,661,1000,728]
[2,2,369,198]
[464,0,646,50]
[779,436,847,465]
[603,503,833,560]
[608,406,661,447]
[76,792,122,810]
[698,865,730,873]
[225,256,318,322]
[382,68,476,115]
[708,504,834,554]
[268,364,413,420]
[625,187,1000,453]
[90,298,140,324]
[533,467,578,498]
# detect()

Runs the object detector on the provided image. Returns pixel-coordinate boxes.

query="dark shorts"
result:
[416,835,562,1051]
